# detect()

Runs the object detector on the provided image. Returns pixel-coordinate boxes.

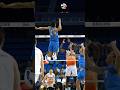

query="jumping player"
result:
[66,44,77,76]
[65,44,77,90]
[35,18,62,60]
[76,43,85,90]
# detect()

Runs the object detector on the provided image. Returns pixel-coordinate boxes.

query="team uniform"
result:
[35,46,44,84]
[66,53,77,76]
[48,26,59,53]
[104,65,120,90]
[0,49,21,90]
[77,54,85,84]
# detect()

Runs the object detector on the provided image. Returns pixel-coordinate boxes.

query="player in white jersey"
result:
[35,39,44,90]
[43,69,55,90]
[0,31,21,90]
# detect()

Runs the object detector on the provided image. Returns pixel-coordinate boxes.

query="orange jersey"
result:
[66,55,76,66]
[85,71,97,90]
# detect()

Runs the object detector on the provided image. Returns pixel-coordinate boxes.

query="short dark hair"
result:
[71,44,76,50]
[50,22,56,27]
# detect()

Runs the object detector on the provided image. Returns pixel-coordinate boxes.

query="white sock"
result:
[45,54,51,60]
[52,53,57,60]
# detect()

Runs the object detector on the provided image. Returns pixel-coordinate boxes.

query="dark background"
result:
[2,27,34,79]
[86,0,120,21]
[36,0,84,13]
[0,9,34,22]
[0,0,33,4]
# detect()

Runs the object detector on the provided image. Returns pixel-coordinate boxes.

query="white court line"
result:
[35,35,85,38]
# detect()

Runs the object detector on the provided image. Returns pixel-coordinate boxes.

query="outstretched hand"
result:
[35,26,38,30]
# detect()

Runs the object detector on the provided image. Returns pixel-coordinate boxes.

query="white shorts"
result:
[65,65,77,76]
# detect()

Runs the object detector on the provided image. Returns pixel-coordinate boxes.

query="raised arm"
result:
[35,26,49,30]
[110,41,120,57]
[60,39,65,49]
[55,18,62,32]
[110,41,120,74]
[0,1,35,8]
[86,44,106,74]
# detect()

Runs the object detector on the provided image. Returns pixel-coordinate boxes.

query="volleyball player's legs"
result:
[65,66,70,89]
[47,41,59,60]
[65,66,72,89]
[66,66,72,76]
[71,65,77,76]
[76,79,81,90]
[51,42,59,60]
[47,42,53,60]
[77,71,85,90]
[71,66,77,89]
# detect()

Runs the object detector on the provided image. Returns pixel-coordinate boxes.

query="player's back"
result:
[49,26,59,42]
[0,49,18,90]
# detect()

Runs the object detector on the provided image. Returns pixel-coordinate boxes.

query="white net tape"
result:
[35,35,85,38]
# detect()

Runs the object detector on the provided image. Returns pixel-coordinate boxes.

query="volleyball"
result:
[61,3,67,9]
